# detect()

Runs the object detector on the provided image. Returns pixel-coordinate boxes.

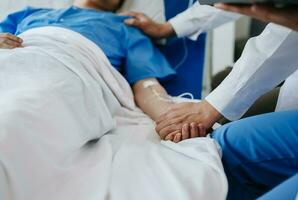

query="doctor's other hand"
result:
[123,12,175,38]
[214,4,298,31]
[156,100,223,140]
[0,33,23,49]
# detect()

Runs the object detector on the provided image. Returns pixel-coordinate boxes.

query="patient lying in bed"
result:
[0,0,181,122]
[0,2,229,198]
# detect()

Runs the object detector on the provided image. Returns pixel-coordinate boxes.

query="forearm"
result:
[133,78,174,120]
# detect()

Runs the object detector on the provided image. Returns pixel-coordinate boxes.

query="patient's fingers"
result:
[164,130,179,141]
[182,124,190,140]
[0,33,23,44]
[4,39,22,47]
[7,34,23,43]
[190,122,199,138]
[0,33,23,43]
[158,124,182,140]
[173,133,182,143]
[164,134,174,141]
[1,42,20,49]
[198,124,207,137]
[0,33,23,49]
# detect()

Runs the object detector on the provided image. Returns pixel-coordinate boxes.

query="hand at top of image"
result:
[122,11,175,38]
[215,3,298,31]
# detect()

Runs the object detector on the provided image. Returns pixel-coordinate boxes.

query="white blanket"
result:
[0,27,227,200]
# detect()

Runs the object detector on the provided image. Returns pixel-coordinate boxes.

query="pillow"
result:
[0,0,166,24]
[117,0,166,24]
[0,0,74,20]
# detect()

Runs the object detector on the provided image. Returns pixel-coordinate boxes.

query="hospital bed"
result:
[0,1,227,200]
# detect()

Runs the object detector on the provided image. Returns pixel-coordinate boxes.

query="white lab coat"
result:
[169,2,240,40]
[169,3,298,120]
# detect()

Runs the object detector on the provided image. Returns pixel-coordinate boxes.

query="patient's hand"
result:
[0,33,23,49]
[163,122,208,143]
[123,12,174,38]
[156,100,222,141]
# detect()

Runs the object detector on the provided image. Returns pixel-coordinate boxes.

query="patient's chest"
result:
[16,6,127,71]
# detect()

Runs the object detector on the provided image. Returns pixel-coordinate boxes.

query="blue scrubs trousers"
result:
[258,173,298,200]
[212,110,298,200]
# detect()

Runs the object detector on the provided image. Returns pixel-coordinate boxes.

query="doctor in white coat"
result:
[125,2,298,200]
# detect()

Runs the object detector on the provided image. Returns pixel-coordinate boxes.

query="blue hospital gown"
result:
[0,6,176,84]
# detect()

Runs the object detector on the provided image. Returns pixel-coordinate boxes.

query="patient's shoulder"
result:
[5,6,51,19]
[22,6,51,12]
[16,6,53,16]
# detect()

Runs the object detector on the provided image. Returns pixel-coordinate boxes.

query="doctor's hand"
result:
[214,4,298,31]
[155,100,223,141]
[0,33,23,49]
[123,12,175,38]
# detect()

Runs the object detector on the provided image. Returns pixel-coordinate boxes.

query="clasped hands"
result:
[155,100,223,143]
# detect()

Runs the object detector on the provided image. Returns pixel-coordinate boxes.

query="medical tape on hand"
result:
[142,80,159,89]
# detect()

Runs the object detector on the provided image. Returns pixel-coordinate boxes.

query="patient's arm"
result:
[132,78,174,121]
[133,78,210,142]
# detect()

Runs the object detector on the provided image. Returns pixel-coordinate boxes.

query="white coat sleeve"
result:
[205,24,298,121]
[168,2,241,40]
